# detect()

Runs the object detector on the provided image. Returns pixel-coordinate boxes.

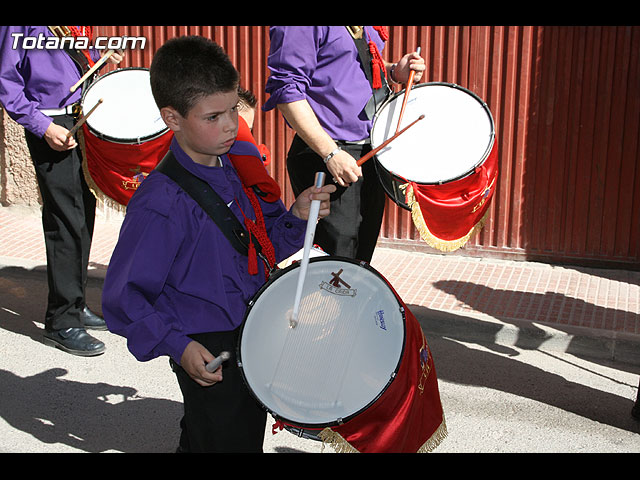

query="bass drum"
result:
[80,67,173,206]
[370,82,498,251]
[238,257,447,453]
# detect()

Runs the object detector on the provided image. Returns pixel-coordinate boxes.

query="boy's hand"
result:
[290,184,336,221]
[180,340,223,387]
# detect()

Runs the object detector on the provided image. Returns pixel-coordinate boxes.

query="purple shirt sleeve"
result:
[0,26,100,137]
[263,26,386,142]
[102,139,307,364]
[101,198,193,363]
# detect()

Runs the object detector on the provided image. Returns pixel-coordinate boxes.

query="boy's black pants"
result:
[171,328,267,453]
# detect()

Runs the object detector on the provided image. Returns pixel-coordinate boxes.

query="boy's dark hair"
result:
[150,35,239,117]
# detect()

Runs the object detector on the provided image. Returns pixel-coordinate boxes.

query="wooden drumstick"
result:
[356,114,425,167]
[395,46,421,134]
[69,49,115,93]
[66,98,103,139]
[290,171,326,329]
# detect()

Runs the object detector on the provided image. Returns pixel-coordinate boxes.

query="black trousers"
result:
[286,135,386,263]
[171,329,267,453]
[24,114,96,331]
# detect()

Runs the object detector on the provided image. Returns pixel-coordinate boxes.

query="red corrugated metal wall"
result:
[95,26,640,269]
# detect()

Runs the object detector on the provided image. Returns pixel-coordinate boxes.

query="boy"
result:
[102,36,335,452]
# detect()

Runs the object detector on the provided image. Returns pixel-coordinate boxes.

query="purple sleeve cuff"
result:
[263,81,307,112]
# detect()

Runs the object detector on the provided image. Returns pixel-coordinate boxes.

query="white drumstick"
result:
[289,171,326,328]
[205,351,230,373]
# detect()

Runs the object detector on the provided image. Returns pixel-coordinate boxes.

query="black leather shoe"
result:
[43,327,106,356]
[80,306,107,330]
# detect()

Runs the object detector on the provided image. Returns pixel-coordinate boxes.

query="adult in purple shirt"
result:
[264,26,424,262]
[0,26,124,356]
[102,36,335,452]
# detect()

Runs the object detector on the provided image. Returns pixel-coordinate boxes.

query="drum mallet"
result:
[70,49,115,93]
[205,351,230,373]
[356,114,425,167]
[290,171,326,329]
[395,46,421,134]
[66,98,103,139]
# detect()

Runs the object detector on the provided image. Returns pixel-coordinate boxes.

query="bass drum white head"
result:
[82,68,167,144]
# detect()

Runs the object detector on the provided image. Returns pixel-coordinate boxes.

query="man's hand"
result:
[107,49,125,65]
[43,122,76,151]
[325,149,362,187]
[393,51,426,84]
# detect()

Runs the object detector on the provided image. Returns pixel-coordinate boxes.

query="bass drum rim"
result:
[236,256,407,434]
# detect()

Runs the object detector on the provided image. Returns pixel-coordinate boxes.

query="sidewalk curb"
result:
[412,305,640,367]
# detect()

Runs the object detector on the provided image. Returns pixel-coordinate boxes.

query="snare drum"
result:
[238,257,446,453]
[80,68,173,206]
[371,82,498,251]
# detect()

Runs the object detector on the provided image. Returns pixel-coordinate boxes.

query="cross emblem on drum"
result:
[319,267,357,297]
[329,269,351,289]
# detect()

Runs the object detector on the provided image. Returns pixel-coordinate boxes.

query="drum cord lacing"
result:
[236,186,276,279]
[66,26,96,69]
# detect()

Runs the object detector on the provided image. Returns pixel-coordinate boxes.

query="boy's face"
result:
[161,90,240,167]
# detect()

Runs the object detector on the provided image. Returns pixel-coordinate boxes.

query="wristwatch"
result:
[323,146,342,164]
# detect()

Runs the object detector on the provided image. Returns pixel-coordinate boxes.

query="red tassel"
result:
[243,187,276,277]
[247,239,258,276]
[368,41,386,90]
[236,185,276,278]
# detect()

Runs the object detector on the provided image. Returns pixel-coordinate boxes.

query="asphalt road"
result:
[0,262,638,453]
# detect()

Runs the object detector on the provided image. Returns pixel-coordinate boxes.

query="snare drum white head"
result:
[371,83,494,184]
[239,258,405,426]
[82,68,167,143]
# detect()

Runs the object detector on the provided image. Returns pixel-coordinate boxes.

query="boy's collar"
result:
[170,136,225,169]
